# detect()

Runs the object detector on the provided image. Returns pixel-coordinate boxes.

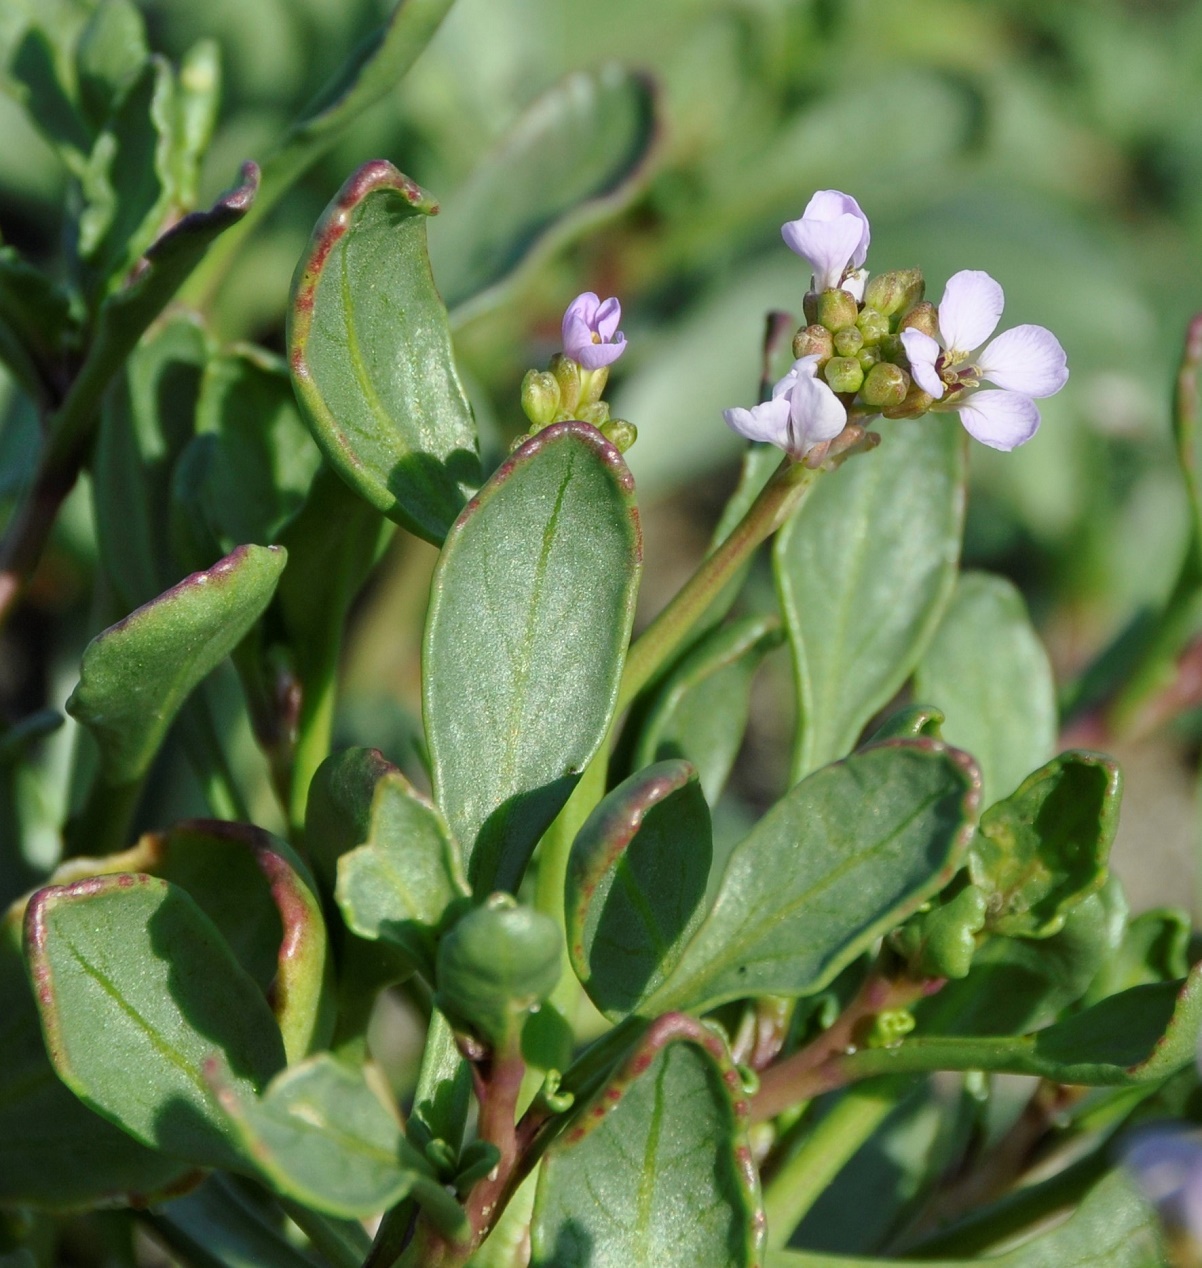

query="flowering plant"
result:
[1,7,1202,1268]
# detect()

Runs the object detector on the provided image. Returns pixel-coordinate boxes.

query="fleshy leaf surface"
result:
[288,160,480,544]
[645,740,980,1014]
[531,1016,763,1266]
[566,760,713,1019]
[25,875,286,1170]
[774,418,965,781]
[424,421,641,893]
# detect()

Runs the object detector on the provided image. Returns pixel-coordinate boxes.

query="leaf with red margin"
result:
[288,160,480,545]
[531,1013,764,1267]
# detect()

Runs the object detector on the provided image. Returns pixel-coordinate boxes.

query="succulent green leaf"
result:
[915,571,1056,806]
[93,315,208,609]
[0,900,192,1210]
[633,616,782,804]
[889,882,987,980]
[765,1169,1163,1268]
[209,1054,448,1222]
[74,0,149,129]
[566,760,713,1019]
[774,419,965,782]
[646,740,981,1015]
[335,768,468,971]
[971,751,1120,938]
[431,64,659,320]
[288,160,480,544]
[0,247,75,404]
[66,543,286,786]
[9,26,91,163]
[1084,907,1191,1006]
[305,747,399,894]
[25,874,286,1170]
[531,1015,763,1267]
[424,421,642,893]
[867,704,945,744]
[171,39,220,210]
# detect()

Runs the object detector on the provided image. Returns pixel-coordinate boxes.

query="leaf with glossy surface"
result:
[288,161,480,544]
[914,571,1056,806]
[971,751,1120,938]
[1084,907,1191,1006]
[335,768,468,971]
[531,1016,763,1267]
[566,761,712,1019]
[431,65,658,319]
[424,421,641,893]
[867,704,944,744]
[634,616,782,804]
[25,874,286,1170]
[774,419,965,782]
[210,1054,448,1222]
[67,543,286,786]
[646,740,980,1014]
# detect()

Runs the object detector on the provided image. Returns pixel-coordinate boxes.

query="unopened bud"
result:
[792,324,833,364]
[816,288,859,333]
[878,333,903,362]
[803,291,820,325]
[856,308,889,347]
[864,268,924,319]
[883,382,936,419]
[580,366,609,405]
[860,361,910,409]
[833,327,863,358]
[577,401,610,427]
[601,418,637,452]
[857,346,880,372]
[521,370,561,427]
[824,356,864,394]
[550,353,582,414]
[898,301,939,339]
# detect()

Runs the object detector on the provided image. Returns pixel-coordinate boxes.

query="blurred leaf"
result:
[0,247,74,404]
[646,740,980,1014]
[288,160,480,544]
[531,1018,762,1267]
[431,63,659,320]
[74,0,148,130]
[914,571,1057,807]
[335,767,468,972]
[1085,908,1192,1006]
[171,38,220,211]
[210,1054,452,1224]
[971,751,1120,938]
[66,543,286,786]
[8,26,91,164]
[0,900,193,1210]
[566,760,712,1020]
[424,422,641,893]
[775,420,965,782]
[867,705,945,744]
[25,874,286,1170]
[633,615,781,804]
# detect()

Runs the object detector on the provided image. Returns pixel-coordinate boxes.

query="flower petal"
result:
[800,190,871,267]
[723,397,792,449]
[787,373,847,453]
[561,292,599,345]
[977,324,1068,398]
[900,329,945,399]
[938,270,1004,355]
[954,389,1040,451]
[781,212,868,292]
[574,332,626,370]
[593,296,622,342]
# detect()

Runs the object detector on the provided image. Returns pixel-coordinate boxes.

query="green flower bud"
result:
[865,1008,916,1049]
[577,401,610,427]
[860,361,910,409]
[878,333,903,362]
[857,346,880,373]
[521,369,561,427]
[863,268,924,319]
[793,324,834,364]
[816,288,859,333]
[601,418,637,452]
[580,366,610,406]
[435,894,562,1047]
[550,353,582,414]
[823,355,864,394]
[883,382,936,419]
[898,301,939,339]
[856,307,889,347]
[802,291,820,325]
[833,326,863,358]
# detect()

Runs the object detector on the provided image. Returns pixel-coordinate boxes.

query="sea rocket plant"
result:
[782,189,872,299]
[722,355,846,458]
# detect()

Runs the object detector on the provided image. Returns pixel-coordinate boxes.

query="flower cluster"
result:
[723,190,1069,457]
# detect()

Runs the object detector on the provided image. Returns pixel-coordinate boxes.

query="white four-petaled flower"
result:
[900,270,1068,451]
[781,191,872,300]
[561,292,627,370]
[722,355,847,459]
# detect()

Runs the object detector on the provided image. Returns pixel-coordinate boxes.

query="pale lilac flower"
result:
[561,292,626,370]
[1124,1127,1202,1244]
[722,355,846,459]
[900,270,1068,452]
[781,191,871,298]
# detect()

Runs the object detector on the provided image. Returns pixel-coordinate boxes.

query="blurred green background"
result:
[3,0,1200,911]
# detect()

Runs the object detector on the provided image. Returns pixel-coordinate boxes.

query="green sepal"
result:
[287,160,480,544]
[971,751,1120,938]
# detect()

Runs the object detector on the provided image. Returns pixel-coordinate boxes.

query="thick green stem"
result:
[763,1076,908,1250]
[278,1199,369,1268]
